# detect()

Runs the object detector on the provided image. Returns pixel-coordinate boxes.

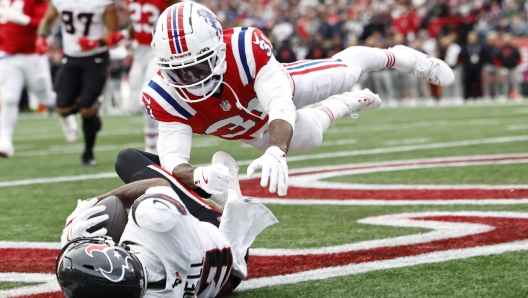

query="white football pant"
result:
[245,46,390,152]
[128,44,159,152]
[0,53,54,142]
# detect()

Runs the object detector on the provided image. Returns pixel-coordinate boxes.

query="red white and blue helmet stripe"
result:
[166,4,189,54]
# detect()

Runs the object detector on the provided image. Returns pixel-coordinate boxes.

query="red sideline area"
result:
[240,179,528,200]
[247,216,528,278]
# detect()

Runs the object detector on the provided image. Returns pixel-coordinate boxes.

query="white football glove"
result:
[193,164,232,195]
[60,199,109,247]
[4,7,30,26]
[247,146,288,196]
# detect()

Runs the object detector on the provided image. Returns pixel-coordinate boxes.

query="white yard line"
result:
[271,135,528,167]
[237,240,528,291]
[15,139,221,157]
[257,198,528,205]
[250,211,526,256]
[326,118,501,133]
[2,152,528,189]
[0,273,59,297]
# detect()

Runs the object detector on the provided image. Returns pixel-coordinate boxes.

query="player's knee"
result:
[56,106,73,117]
[115,148,141,182]
[0,90,20,106]
[306,130,323,150]
[79,106,97,118]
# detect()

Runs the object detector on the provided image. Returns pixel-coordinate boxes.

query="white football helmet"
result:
[152,2,227,102]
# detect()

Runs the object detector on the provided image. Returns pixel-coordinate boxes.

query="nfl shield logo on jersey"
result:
[220,100,231,111]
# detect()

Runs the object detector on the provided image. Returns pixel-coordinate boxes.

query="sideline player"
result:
[37,0,124,166]
[143,2,455,197]
[127,0,179,154]
[56,151,276,297]
[0,0,77,158]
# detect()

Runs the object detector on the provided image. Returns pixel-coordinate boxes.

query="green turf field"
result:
[1,101,527,297]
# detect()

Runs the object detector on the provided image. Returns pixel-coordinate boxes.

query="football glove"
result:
[35,37,49,55]
[193,164,232,195]
[106,32,124,47]
[78,37,102,51]
[60,199,108,247]
[247,146,288,196]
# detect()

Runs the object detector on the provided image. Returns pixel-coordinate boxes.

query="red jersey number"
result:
[128,2,160,34]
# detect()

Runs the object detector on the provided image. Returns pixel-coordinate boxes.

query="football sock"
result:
[143,113,158,152]
[332,46,395,73]
[388,46,419,73]
[319,96,350,122]
[82,114,102,157]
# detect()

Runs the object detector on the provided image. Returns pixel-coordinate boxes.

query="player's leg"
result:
[244,89,381,152]
[0,56,24,157]
[142,49,160,154]
[114,148,222,227]
[24,54,79,143]
[289,46,454,108]
[55,55,83,143]
[77,52,109,166]
[130,45,159,154]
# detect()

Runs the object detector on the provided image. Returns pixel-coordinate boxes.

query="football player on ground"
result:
[143,2,455,198]
[56,151,276,297]
[0,0,77,158]
[127,0,179,154]
[37,0,124,166]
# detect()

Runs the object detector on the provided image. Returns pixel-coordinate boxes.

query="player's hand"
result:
[35,37,49,55]
[247,146,288,196]
[193,164,232,195]
[106,32,124,47]
[78,37,101,51]
[4,7,30,26]
[60,199,108,247]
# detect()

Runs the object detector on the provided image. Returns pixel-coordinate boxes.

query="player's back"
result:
[127,0,167,46]
[52,0,113,57]
[120,192,233,297]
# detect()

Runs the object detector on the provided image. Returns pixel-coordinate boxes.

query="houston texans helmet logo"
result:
[85,244,134,282]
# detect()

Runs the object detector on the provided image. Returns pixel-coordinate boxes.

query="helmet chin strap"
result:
[212,60,227,76]
[220,81,261,118]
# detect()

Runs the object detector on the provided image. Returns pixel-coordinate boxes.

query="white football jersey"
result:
[52,0,113,57]
[119,187,236,298]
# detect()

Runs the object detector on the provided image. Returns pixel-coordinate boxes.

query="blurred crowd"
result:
[36,0,528,114]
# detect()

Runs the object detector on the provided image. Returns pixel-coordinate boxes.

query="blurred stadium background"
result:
[2,0,528,297]
[11,0,528,113]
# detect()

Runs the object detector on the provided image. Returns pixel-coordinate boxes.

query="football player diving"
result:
[56,150,277,297]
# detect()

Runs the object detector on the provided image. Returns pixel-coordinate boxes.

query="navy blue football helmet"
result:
[56,236,146,298]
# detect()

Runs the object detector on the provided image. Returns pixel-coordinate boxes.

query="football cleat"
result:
[60,115,78,143]
[80,151,97,167]
[0,139,14,158]
[390,45,455,86]
[334,88,382,117]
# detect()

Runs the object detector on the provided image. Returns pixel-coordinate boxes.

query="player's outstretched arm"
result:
[95,178,171,208]
[247,119,292,196]
[102,3,123,46]
[36,3,58,37]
